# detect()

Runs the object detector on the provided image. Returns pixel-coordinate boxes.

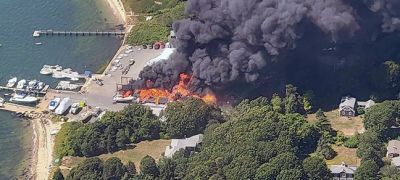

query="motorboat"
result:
[16,79,26,89]
[27,80,38,89]
[55,97,72,115]
[35,42,42,45]
[0,97,4,107]
[113,94,134,103]
[6,77,17,88]
[40,65,53,75]
[52,71,65,79]
[69,103,80,114]
[9,92,38,103]
[36,82,45,90]
[48,97,61,111]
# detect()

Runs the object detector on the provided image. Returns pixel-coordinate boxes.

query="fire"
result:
[136,73,217,104]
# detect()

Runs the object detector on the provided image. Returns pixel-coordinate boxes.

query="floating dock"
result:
[33,30,125,37]
[0,85,49,95]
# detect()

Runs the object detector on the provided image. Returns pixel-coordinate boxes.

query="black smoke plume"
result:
[138,0,400,100]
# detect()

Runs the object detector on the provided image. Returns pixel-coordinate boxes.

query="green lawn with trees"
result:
[125,0,186,45]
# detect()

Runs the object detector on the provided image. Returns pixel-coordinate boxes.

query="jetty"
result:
[33,30,125,37]
[0,102,36,113]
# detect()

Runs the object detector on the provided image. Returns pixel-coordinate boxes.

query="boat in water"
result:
[55,97,72,115]
[48,97,61,111]
[9,92,38,103]
[6,77,17,88]
[27,80,38,90]
[0,97,4,107]
[35,42,42,45]
[16,79,26,89]
[40,65,63,75]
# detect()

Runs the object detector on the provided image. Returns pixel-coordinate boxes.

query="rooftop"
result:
[340,96,356,109]
[387,140,400,156]
[329,162,357,174]
[164,134,203,158]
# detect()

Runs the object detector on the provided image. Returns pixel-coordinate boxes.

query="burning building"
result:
[135,0,400,105]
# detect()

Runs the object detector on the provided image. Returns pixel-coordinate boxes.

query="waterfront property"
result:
[164,134,203,158]
[329,162,357,180]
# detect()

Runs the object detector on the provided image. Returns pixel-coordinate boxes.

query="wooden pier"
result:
[33,30,125,37]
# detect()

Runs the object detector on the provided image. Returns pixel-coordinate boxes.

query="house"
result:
[339,96,356,117]
[357,99,375,110]
[387,140,400,158]
[391,156,400,167]
[329,162,357,180]
[164,134,203,158]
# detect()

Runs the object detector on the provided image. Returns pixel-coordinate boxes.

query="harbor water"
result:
[0,0,122,178]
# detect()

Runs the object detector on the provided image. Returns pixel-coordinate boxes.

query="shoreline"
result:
[29,1,130,179]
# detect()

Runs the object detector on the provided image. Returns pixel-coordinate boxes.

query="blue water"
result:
[0,111,31,179]
[0,0,122,86]
[0,0,122,178]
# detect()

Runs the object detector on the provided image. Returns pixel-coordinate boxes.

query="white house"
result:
[164,134,203,158]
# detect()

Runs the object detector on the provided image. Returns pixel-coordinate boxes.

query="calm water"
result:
[0,111,31,179]
[0,0,122,178]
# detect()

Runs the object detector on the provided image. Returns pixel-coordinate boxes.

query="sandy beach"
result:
[105,0,127,23]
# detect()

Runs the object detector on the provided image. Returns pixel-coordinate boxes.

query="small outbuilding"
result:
[357,99,375,110]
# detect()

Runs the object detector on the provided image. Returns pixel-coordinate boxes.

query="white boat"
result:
[35,42,42,45]
[69,103,80,114]
[36,82,45,90]
[48,97,61,111]
[9,92,38,103]
[0,97,4,107]
[40,65,53,75]
[55,81,81,91]
[52,71,65,79]
[16,79,26,89]
[113,94,135,103]
[6,77,17,88]
[55,97,72,115]
[27,80,37,89]
[80,111,93,123]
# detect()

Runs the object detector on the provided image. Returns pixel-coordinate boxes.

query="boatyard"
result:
[0,44,173,117]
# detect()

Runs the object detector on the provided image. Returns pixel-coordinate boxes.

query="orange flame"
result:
[136,73,217,104]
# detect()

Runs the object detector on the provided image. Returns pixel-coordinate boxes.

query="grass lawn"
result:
[60,139,171,175]
[326,145,361,166]
[307,109,365,136]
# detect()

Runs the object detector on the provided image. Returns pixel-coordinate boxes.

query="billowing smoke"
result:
[363,0,400,32]
[137,0,400,96]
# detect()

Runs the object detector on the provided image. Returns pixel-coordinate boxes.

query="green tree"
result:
[363,101,400,135]
[159,158,176,180]
[271,93,283,112]
[52,168,64,180]
[302,156,331,179]
[284,84,301,114]
[140,155,160,177]
[315,109,326,119]
[380,165,400,180]
[303,96,312,113]
[116,129,129,148]
[165,98,222,138]
[355,160,380,180]
[103,157,126,180]
[66,157,104,180]
[125,161,137,178]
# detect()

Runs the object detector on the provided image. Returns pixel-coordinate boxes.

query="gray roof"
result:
[340,96,356,109]
[329,163,357,174]
[164,134,203,158]
[387,140,400,156]
[358,99,376,109]
[392,157,400,166]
